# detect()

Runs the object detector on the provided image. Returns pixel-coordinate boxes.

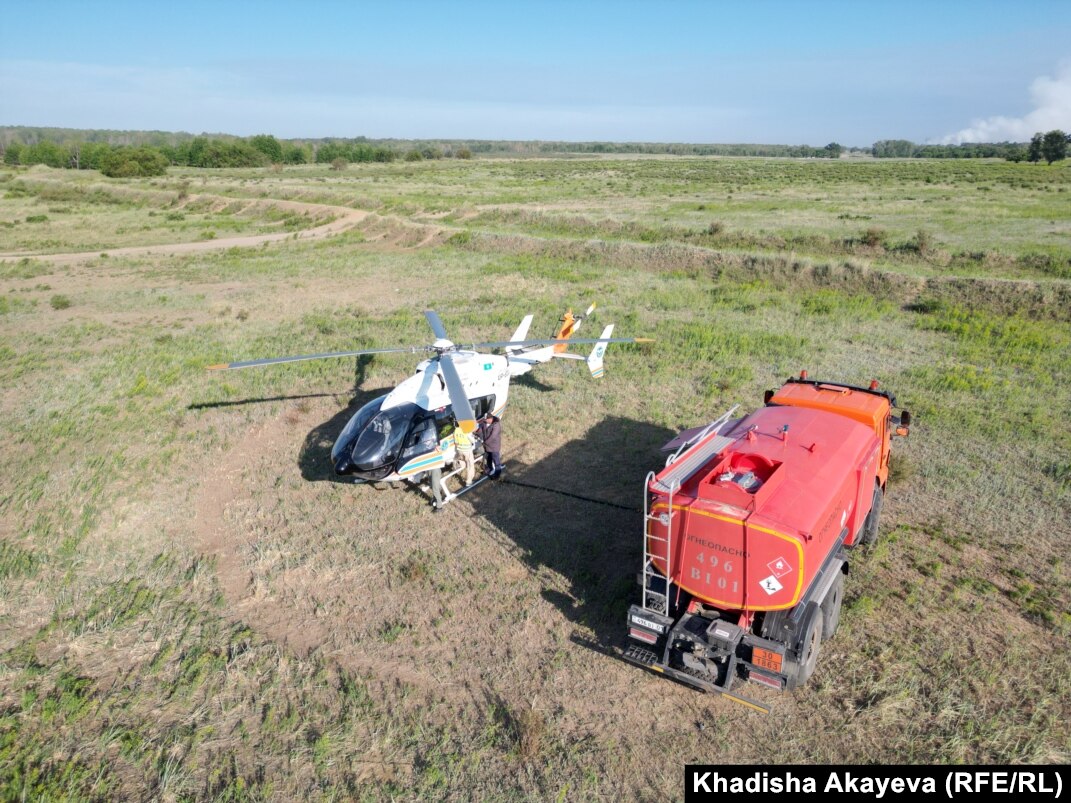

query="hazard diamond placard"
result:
[767,557,793,578]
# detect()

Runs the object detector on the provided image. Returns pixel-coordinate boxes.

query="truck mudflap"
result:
[621,642,772,714]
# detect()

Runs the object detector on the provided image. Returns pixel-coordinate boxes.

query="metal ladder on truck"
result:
[642,472,676,615]
[641,405,740,616]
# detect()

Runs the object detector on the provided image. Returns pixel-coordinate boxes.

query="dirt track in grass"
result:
[0,195,371,264]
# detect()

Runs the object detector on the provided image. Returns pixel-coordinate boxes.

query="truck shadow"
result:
[467,416,676,650]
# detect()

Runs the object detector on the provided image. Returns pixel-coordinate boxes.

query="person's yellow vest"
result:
[453,426,473,451]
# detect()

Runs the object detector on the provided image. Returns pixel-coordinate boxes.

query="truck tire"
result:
[784,602,823,690]
[820,571,844,640]
[860,484,884,545]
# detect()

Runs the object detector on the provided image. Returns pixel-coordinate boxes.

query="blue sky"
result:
[1,1,1069,146]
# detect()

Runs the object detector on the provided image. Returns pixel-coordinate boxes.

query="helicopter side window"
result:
[399,413,440,463]
[470,395,496,419]
[434,408,455,440]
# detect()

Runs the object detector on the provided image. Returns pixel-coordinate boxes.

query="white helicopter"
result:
[209,305,650,506]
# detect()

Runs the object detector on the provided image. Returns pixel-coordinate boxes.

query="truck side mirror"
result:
[900,410,911,426]
[764,390,774,405]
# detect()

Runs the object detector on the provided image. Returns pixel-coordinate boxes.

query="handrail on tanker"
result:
[652,405,739,494]
[665,405,739,466]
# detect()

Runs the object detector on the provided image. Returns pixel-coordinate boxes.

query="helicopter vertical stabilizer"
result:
[506,315,534,354]
[587,324,613,378]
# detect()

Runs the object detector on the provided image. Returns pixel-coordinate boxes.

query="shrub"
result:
[3,142,23,165]
[456,148,472,160]
[21,140,68,168]
[861,226,887,248]
[282,143,310,164]
[404,149,424,162]
[330,157,348,171]
[194,140,268,168]
[100,147,169,178]
[912,229,934,256]
[50,294,71,310]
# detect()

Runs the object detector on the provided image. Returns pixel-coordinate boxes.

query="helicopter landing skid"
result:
[433,473,492,510]
[428,452,492,510]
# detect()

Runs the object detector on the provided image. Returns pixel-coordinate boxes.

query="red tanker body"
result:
[623,374,911,712]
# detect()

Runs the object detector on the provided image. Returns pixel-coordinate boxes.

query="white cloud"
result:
[936,63,1071,144]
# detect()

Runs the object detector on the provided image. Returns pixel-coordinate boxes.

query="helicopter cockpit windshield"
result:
[333,399,424,479]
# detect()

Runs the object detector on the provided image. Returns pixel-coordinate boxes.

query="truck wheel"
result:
[820,571,844,640]
[860,484,884,545]
[784,602,823,690]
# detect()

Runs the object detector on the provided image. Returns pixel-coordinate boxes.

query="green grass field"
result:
[1,156,1069,800]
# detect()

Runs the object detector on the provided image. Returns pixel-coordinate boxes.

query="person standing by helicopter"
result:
[479,413,503,479]
[452,417,476,485]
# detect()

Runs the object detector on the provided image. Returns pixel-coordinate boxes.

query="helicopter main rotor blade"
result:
[424,310,449,340]
[438,353,478,433]
[207,346,427,371]
[464,336,655,350]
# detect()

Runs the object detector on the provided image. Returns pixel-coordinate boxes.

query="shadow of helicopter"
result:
[513,373,557,393]
[463,416,676,651]
[295,354,399,484]
[188,392,341,410]
[296,386,395,483]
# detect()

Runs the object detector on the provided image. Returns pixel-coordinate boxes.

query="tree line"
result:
[1,135,312,176]
[872,132,1068,163]
[0,131,480,176]
[1,126,1067,175]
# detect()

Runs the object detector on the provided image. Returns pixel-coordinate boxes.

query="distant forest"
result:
[0,125,1052,177]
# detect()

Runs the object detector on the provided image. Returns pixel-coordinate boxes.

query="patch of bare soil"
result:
[357,214,449,251]
[192,404,332,658]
